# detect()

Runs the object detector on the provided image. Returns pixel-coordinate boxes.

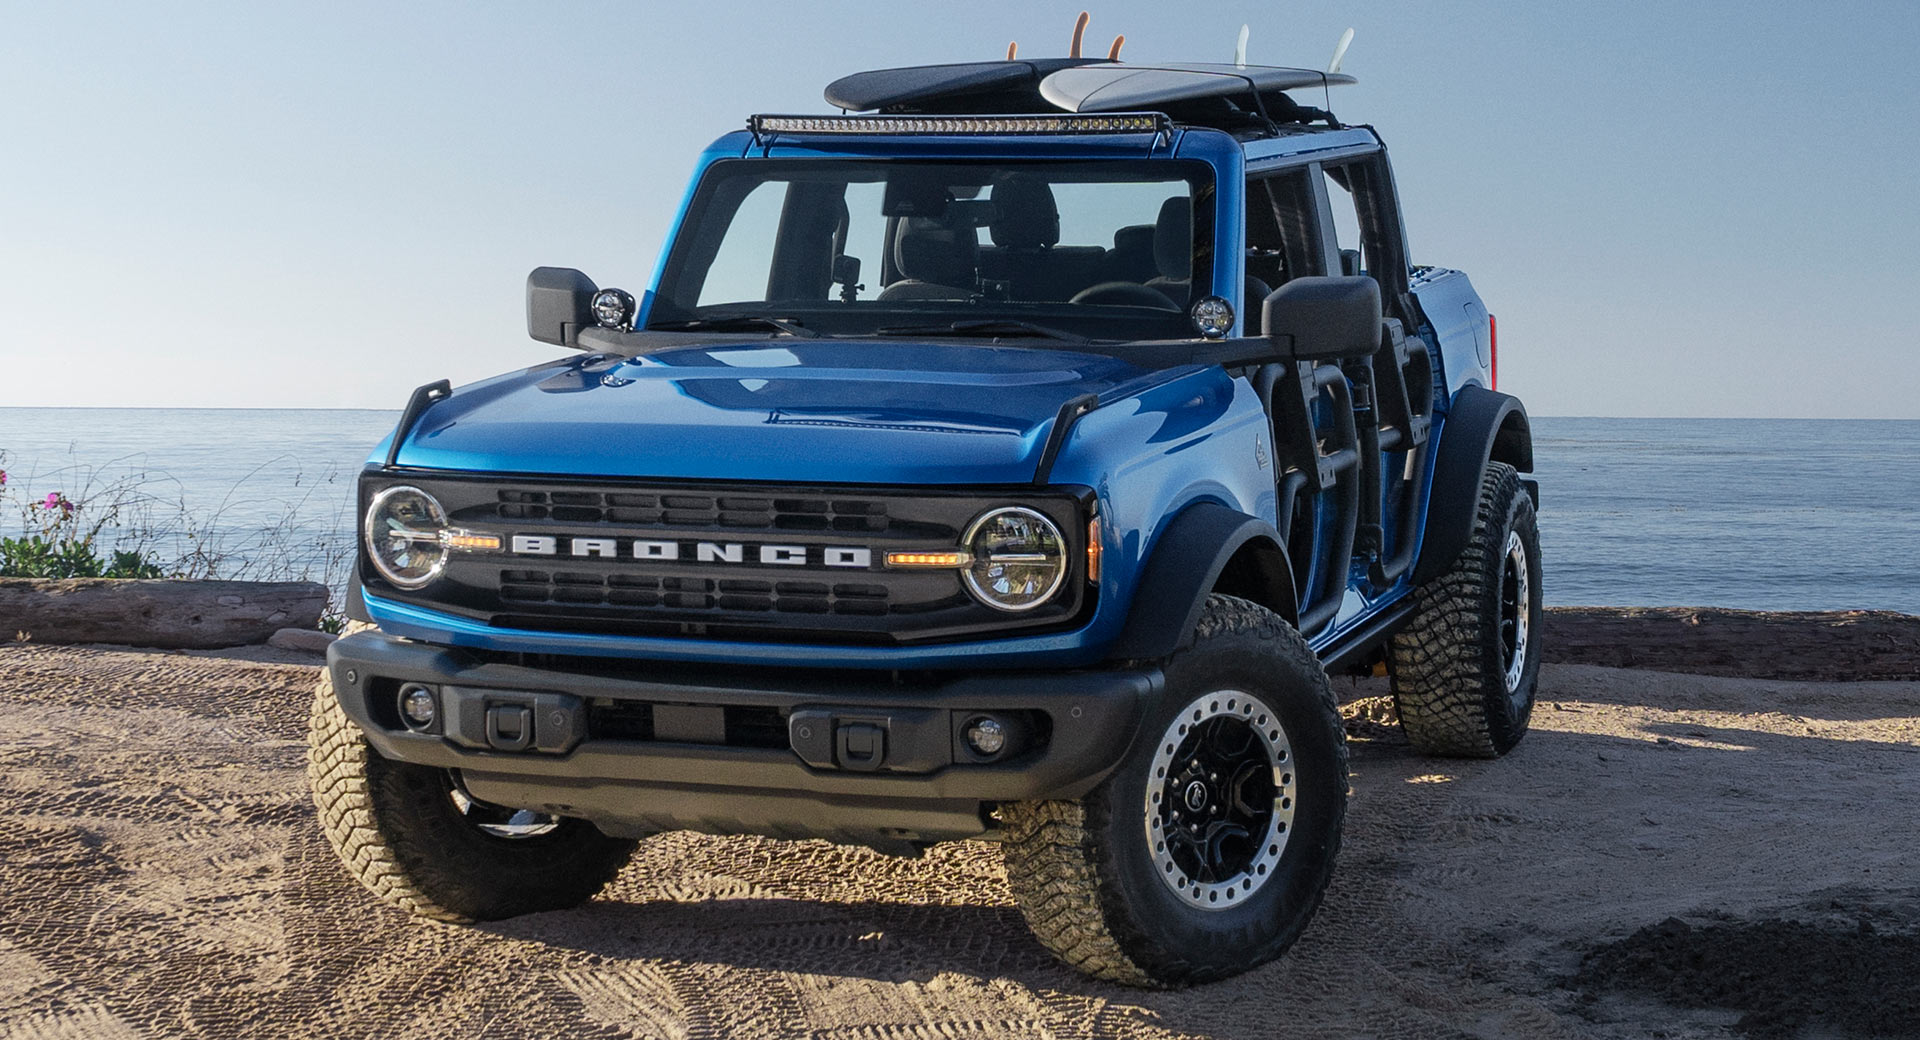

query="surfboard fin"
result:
[1234,24,1250,68]
[1107,34,1124,60]
[1328,27,1354,74]
[1069,12,1090,59]
[1006,41,1018,60]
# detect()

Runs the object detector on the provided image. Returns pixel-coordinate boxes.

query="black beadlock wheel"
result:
[1000,595,1349,987]
[307,626,637,922]
[1389,461,1543,758]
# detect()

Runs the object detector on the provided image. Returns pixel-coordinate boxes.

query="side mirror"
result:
[527,267,598,347]
[1263,275,1381,360]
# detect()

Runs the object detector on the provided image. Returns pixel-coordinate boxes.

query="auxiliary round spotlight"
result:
[1189,295,1235,339]
[591,288,637,330]
[964,716,1008,756]
[399,684,436,728]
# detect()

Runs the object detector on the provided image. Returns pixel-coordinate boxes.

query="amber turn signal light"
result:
[885,551,973,568]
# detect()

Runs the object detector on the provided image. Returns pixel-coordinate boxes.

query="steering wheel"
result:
[1070,282,1179,310]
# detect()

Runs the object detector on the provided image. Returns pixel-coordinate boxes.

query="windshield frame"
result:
[647,157,1218,341]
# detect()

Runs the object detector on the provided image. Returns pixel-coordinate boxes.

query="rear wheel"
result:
[307,630,636,921]
[1000,595,1348,986]
[1390,461,1542,757]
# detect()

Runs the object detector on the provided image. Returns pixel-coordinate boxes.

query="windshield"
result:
[650,159,1216,340]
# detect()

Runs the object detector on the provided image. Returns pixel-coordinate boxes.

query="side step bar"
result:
[1316,595,1419,676]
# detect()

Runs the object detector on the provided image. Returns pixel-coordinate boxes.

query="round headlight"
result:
[364,485,449,589]
[591,288,636,330]
[963,507,1067,612]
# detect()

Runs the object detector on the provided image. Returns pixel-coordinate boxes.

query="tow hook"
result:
[485,704,535,752]
[835,722,887,771]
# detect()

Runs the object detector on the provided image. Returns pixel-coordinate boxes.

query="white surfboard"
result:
[1040,63,1355,113]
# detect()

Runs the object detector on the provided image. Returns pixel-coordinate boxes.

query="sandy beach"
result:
[1,611,1915,1039]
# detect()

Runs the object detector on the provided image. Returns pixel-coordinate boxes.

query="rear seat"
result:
[1103,224,1158,285]
[975,176,1115,301]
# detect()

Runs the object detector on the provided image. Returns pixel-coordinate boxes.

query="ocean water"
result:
[1,409,1915,614]
[1531,417,1920,613]
[0,408,397,590]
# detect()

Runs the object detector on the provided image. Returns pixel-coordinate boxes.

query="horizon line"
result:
[3,405,1917,423]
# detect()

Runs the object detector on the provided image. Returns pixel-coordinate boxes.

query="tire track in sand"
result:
[2,644,1916,1039]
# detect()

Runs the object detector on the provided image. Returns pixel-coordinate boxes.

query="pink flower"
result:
[0,469,7,487]
[41,492,73,515]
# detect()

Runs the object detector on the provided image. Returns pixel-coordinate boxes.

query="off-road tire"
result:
[1389,461,1542,757]
[1000,595,1348,987]
[307,624,637,921]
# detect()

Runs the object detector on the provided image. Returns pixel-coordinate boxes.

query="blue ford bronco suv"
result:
[309,54,1539,986]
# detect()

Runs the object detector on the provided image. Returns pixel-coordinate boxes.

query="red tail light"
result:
[1489,313,1498,390]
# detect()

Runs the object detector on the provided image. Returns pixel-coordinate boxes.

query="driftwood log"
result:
[0,579,329,649]
[1543,606,1920,682]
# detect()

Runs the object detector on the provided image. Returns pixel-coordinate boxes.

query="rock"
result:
[267,628,338,654]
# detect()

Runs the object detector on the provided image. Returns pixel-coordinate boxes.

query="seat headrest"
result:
[893,218,978,289]
[988,176,1060,250]
[1112,223,1155,257]
[1153,196,1192,280]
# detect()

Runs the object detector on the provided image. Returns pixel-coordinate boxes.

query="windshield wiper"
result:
[874,319,1088,344]
[648,316,820,338]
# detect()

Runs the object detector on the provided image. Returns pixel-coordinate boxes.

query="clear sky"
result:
[3,2,1916,417]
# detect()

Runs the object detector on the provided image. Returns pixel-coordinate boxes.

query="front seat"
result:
[878,219,978,301]
[986,176,1064,300]
[1145,197,1193,306]
[1146,196,1277,317]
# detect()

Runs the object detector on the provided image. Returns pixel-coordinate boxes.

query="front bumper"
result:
[326,631,1162,847]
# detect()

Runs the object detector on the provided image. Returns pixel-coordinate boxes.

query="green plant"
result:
[1,448,357,607]
[0,474,169,580]
[108,549,166,579]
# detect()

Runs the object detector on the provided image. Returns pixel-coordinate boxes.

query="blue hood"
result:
[385,340,1163,485]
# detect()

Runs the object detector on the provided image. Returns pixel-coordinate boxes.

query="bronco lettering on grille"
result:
[507,535,871,568]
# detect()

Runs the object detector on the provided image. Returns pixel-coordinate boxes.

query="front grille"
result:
[495,489,891,533]
[361,475,1092,645]
[499,569,890,616]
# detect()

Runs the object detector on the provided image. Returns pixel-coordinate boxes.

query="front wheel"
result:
[1389,460,1543,757]
[1001,595,1349,987]
[307,642,637,921]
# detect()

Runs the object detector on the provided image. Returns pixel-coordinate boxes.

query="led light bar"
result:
[750,113,1169,137]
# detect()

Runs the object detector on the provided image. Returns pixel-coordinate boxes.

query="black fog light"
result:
[965,716,1008,756]
[399,684,437,729]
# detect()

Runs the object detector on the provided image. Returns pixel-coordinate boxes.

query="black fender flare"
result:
[1110,502,1299,661]
[1411,385,1534,586]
